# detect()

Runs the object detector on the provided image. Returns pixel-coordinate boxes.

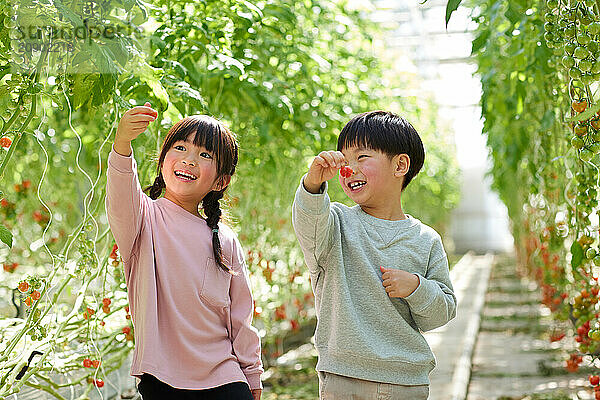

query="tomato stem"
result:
[0,45,49,180]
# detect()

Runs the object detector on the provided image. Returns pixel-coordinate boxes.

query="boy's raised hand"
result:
[303,150,346,194]
[114,102,158,156]
[380,266,420,298]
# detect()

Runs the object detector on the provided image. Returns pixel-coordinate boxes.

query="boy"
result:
[292,111,456,399]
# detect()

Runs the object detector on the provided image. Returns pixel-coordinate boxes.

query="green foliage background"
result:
[455,0,600,375]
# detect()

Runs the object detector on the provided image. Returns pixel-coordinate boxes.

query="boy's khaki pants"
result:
[318,371,429,400]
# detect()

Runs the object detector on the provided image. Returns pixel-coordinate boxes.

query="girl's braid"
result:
[202,188,234,274]
[147,174,165,200]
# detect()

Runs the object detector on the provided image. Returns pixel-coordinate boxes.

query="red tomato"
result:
[573,100,588,113]
[0,137,11,148]
[340,165,354,178]
[18,281,29,293]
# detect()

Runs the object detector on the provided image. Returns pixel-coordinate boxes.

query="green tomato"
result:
[546,13,558,24]
[569,67,582,79]
[565,41,576,55]
[586,0,596,7]
[545,31,556,44]
[590,22,600,35]
[563,55,576,68]
[589,329,600,340]
[588,41,599,54]
[582,73,596,85]
[579,59,593,72]
[575,46,590,59]
[578,33,592,45]
[594,254,600,266]
[565,25,577,38]
[572,136,585,149]
[544,22,555,32]
[580,13,593,26]
[580,148,594,162]
[547,0,558,8]
[586,247,597,259]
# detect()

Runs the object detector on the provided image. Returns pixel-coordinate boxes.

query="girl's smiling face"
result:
[162,139,227,215]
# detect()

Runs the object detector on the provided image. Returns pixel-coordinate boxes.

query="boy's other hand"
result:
[380,266,419,298]
[114,102,158,156]
[304,150,346,194]
[251,389,262,400]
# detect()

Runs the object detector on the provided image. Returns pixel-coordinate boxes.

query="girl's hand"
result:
[303,150,346,194]
[114,102,158,156]
[251,388,262,400]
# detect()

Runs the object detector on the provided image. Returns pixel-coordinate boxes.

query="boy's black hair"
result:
[337,111,425,190]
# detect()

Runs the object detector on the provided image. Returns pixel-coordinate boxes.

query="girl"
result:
[106,102,263,400]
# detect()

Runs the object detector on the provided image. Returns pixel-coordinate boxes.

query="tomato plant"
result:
[430,0,600,384]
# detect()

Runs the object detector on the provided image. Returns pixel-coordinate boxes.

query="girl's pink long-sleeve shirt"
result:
[105,148,263,390]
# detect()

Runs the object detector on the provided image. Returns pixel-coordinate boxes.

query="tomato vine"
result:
[432,0,600,383]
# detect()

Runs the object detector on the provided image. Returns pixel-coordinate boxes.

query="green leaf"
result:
[472,28,490,54]
[445,0,462,27]
[504,4,522,25]
[571,241,584,268]
[0,225,12,248]
[138,62,169,110]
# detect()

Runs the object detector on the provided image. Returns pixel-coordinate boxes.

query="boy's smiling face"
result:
[339,145,409,219]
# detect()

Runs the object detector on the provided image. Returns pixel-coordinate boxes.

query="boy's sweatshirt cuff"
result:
[404,273,436,314]
[295,175,329,215]
[244,372,262,390]
[108,145,136,173]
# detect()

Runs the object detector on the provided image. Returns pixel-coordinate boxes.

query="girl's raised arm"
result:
[105,103,157,263]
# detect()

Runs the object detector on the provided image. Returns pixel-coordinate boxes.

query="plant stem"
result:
[0,45,49,180]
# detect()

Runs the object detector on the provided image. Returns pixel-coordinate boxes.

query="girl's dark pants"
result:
[137,373,254,400]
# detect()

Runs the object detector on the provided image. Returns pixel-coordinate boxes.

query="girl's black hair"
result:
[337,110,425,190]
[143,115,239,274]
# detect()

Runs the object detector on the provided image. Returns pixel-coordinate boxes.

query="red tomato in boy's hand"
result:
[340,166,353,178]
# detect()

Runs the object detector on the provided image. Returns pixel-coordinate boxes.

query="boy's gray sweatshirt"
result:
[292,180,457,385]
